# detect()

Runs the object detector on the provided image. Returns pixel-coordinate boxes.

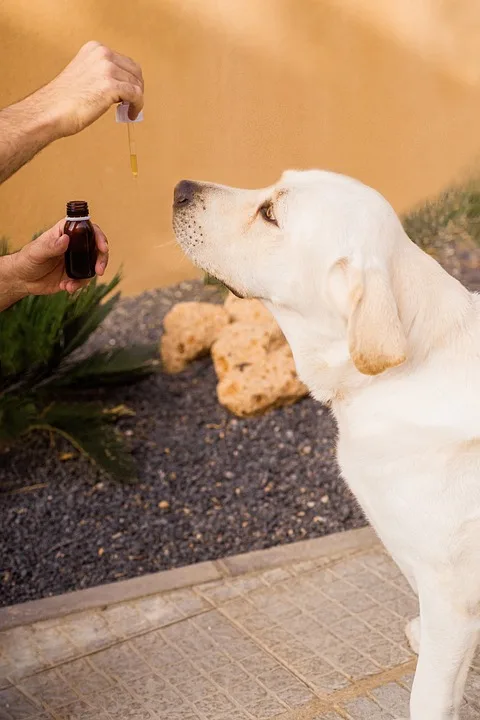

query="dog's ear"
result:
[347,264,407,376]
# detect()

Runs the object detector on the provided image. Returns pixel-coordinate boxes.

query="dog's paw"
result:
[405,616,420,654]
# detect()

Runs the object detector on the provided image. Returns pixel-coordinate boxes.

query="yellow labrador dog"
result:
[172,170,480,720]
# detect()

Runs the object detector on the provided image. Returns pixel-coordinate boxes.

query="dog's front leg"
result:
[409,589,479,720]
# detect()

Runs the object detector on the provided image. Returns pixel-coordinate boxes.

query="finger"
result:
[60,278,87,293]
[78,40,102,58]
[95,250,109,276]
[111,67,144,95]
[29,224,69,263]
[110,51,144,87]
[92,223,108,253]
[113,81,144,119]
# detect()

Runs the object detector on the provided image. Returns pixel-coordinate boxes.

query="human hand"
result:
[37,41,144,138]
[9,220,109,297]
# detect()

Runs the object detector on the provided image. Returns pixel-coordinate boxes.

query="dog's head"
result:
[172,170,407,376]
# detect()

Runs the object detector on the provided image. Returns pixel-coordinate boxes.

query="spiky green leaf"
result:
[30,402,137,482]
[50,344,159,388]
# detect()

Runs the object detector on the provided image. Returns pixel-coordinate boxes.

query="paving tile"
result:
[342,696,393,720]
[133,684,187,714]
[311,598,352,625]
[222,637,260,660]
[129,630,166,657]
[127,672,167,700]
[194,652,230,674]
[257,626,297,648]
[134,597,184,627]
[294,656,336,680]
[345,658,381,680]
[309,671,350,693]
[0,629,48,681]
[90,643,151,681]
[229,576,266,595]
[364,639,411,669]
[163,588,212,615]
[201,713,249,720]
[60,612,117,654]
[371,682,411,716]
[132,636,183,670]
[220,598,254,621]
[278,684,315,708]
[0,687,40,719]
[259,668,314,707]
[109,701,153,720]
[358,605,401,631]
[0,654,15,690]
[244,697,286,718]
[54,701,104,720]
[194,692,237,719]
[88,687,136,712]
[19,670,79,709]
[260,568,293,585]
[461,702,480,720]
[229,680,270,705]
[29,628,78,666]
[275,640,313,665]
[196,583,243,604]
[399,672,414,690]
[329,616,371,643]
[235,611,275,635]
[238,652,279,676]
[464,668,480,700]
[380,620,410,648]
[153,712,199,720]
[209,662,250,689]
[101,604,151,639]
[176,675,218,702]
[385,596,419,620]
[58,658,114,697]
[319,580,359,604]
[330,557,370,578]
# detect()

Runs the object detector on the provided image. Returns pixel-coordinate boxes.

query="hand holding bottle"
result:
[7,219,109,299]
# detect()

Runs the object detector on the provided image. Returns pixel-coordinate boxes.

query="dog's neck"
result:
[268,236,474,409]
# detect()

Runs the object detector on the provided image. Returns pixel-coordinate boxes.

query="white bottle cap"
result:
[116,102,144,123]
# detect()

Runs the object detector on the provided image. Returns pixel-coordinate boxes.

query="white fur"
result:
[173,170,480,719]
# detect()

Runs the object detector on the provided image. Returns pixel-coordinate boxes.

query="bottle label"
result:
[65,215,90,221]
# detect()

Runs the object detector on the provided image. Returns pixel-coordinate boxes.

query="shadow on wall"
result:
[1,0,480,295]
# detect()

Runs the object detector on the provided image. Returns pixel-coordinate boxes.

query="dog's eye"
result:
[259,202,277,225]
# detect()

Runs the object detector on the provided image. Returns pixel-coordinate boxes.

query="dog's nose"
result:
[174,180,198,206]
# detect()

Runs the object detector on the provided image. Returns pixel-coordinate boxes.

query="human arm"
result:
[0,41,144,184]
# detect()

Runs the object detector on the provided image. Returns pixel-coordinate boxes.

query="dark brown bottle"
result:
[64,201,97,279]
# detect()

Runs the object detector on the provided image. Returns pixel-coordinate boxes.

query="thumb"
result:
[28,221,69,263]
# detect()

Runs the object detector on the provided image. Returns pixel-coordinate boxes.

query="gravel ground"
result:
[0,281,364,608]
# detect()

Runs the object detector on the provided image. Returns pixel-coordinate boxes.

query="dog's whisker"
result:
[154,238,178,249]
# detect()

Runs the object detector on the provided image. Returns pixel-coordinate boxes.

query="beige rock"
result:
[160,302,229,373]
[212,322,272,380]
[224,294,274,325]
[160,294,307,416]
[217,343,308,417]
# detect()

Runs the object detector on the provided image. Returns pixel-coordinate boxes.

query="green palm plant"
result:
[0,242,158,482]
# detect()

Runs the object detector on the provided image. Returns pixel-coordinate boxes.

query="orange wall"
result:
[1,0,480,295]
